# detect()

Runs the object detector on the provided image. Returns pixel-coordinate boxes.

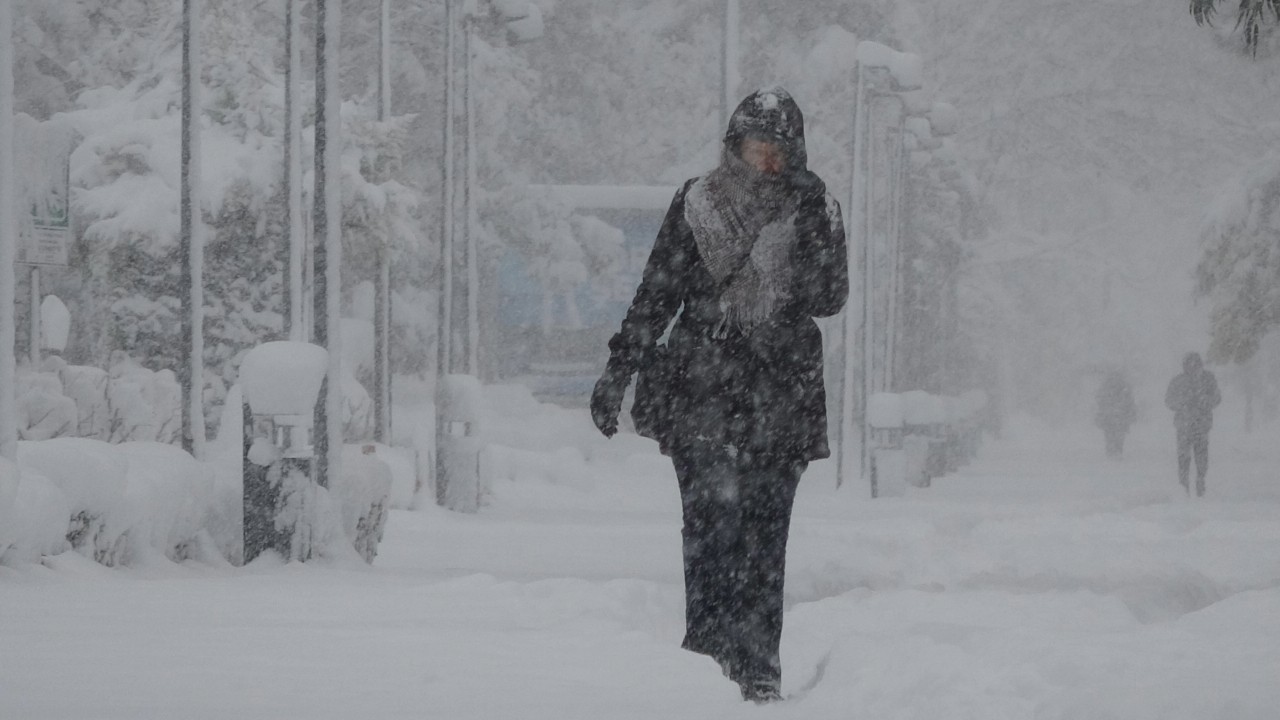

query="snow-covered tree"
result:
[1191,0,1280,55]
[1196,153,1280,364]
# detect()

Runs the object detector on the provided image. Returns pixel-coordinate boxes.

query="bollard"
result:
[437,374,482,513]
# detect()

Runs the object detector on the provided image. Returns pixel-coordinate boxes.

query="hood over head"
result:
[723,87,808,175]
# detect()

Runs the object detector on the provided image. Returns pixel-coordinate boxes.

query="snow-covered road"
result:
[3,394,1279,719]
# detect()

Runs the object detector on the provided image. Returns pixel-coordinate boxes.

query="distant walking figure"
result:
[1164,352,1220,496]
[1094,371,1136,459]
[589,88,847,702]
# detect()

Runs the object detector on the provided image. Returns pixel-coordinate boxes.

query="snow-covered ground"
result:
[2,386,1279,719]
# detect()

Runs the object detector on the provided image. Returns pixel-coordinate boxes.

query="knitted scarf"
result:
[685,147,799,335]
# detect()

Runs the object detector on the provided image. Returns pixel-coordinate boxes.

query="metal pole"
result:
[439,0,455,378]
[29,266,39,365]
[435,0,457,505]
[861,88,876,485]
[374,0,392,442]
[313,0,343,488]
[181,0,207,459]
[284,0,304,341]
[0,0,16,460]
[839,62,865,489]
[887,120,906,392]
[463,15,479,376]
[720,0,739,132]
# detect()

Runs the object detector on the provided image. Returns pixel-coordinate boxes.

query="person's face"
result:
[740,137,785,175]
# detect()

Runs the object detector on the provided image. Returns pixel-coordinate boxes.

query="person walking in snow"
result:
[1164,352,1221,496]
[1094,370,1137,459]
[589,88,847,703]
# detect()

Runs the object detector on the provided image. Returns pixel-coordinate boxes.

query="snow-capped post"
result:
[240,342,328,562]
[180,0,207,459]
[40,295,69,356]
[437,373,482,512]
[374,0,392,443]
[838,41,921,493]
[283,0,304,342]
[0,0,16,460]
[312,0,343,489]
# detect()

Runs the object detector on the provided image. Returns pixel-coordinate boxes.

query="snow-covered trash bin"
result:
[238,342,328,563]
[902,433,931,488]
[902,390,942,486]
[438,374,482,513]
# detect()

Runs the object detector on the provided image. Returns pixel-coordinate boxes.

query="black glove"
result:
[590,358,630,438]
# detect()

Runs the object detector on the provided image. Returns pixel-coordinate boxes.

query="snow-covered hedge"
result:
[15,355,180,445]
[0,437,394,568]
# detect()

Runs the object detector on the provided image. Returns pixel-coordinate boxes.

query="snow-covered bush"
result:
[106,353,180,444]
[18,438,130,565]
[0,459,72,565]
[15,367,77,441]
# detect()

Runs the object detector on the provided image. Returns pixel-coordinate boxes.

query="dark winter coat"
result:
[601,93,848,463]
[1165,365,1220,435]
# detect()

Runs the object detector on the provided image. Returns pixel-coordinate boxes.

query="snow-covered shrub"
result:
[16,369,77,441]
[342,370,375,442]
[334,450,393,564]
[105,354,181,444]
[17,438,129,565]
[115,442,218,563]
[0,462,72,566]
[57,362,111,440]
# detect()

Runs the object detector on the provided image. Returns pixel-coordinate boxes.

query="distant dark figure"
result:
[1094,371,1137,459]
[589,88,847,703]
[1164,352,1221,496]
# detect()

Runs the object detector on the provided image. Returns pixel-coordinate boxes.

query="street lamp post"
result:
[0,0,16,460]
[180,0,207,459]
[837,42,921,492]
[435,0,542,509]
[374,0,393,443]
[283,0,304,343]
[313,0,343,489]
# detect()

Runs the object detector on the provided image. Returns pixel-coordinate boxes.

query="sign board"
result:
[15,114,73,267]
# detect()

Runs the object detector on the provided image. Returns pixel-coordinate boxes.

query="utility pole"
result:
[439,0,456,381]
[463,10,479,376]
[284,0,304,342]
[0,0,16,460]
[313,0,343,488]
[374,0,393,442]
[180,0,207,459]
